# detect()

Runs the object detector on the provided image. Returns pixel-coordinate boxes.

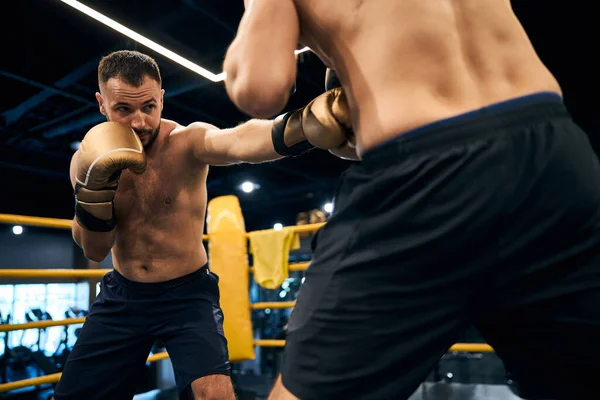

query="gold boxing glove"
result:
[271,87,352,156]
[74,121,146,232]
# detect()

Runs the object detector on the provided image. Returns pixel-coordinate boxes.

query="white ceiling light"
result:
[59,0,311,83]
[241,181,255,193]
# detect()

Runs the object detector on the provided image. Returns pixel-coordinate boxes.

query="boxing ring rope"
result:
[249,262,309,274]
[0,318,86,333]
[0,352,173,393]
[251,301,296,310]
[0,213,493,394]
[0,213,321,238]
[253,340,494,353]
[0,269,109,279]
[0,213,210,240]
[0,214,73,230]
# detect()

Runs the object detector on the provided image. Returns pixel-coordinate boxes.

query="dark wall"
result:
[0,224,114,286]
[513,1,598,153]
[0,225,77,270]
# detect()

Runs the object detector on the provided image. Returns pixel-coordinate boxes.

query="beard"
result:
[104,115,160,149]
[134,123,160,149]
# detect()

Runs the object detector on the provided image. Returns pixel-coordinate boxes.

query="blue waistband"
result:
[363,91,565,160]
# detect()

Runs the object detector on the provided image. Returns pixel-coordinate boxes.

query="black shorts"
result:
[282,92,600,400]
[53,265,230,400]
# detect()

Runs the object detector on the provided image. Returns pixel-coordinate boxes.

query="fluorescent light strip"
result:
[60,0,312,83]
[60,0,221,82]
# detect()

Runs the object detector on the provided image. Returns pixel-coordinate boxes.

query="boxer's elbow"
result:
[81,240,111,263]
[228,73,292,119]
[78,240,110,263]
[72,220,113,262]
[84,249,109,263]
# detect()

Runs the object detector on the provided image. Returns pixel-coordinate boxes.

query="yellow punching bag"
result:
[206,195,255,361]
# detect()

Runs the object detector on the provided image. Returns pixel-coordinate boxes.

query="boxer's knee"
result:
[268,375,300,400]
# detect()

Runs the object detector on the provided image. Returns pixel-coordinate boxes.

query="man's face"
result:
[96,75,164,149]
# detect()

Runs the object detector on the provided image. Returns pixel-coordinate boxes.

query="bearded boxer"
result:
[224,1,600,399]
[53,49,352,400]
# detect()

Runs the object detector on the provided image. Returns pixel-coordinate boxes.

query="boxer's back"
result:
[293,0,562,154]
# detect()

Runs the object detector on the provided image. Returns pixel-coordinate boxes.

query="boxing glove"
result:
[323,68,360,160]
[74,121,146,232]
[271,87,352,156]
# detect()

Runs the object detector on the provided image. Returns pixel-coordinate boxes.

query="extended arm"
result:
[187,119,284,166]
[223,0,300,118]
[186,89,353,165]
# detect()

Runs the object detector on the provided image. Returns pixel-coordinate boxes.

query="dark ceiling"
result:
[1,0,598,232]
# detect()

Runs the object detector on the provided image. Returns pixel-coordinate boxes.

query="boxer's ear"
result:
[95,92,106,115]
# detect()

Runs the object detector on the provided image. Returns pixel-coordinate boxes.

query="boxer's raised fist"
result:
[74,121,146,232]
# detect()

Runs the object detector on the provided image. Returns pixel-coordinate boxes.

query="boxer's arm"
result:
[223,0,299,118]
[185,120,283,166]
[70,152,116,262]
[185,87,358,165]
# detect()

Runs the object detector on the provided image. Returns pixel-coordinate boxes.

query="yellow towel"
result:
[249,227,300,289]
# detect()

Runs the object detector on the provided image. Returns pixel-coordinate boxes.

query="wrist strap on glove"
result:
[74,184,117,232]
[271,111,314,156]
[75,202,117,232]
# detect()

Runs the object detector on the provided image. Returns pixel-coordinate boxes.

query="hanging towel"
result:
[249,227,300,289]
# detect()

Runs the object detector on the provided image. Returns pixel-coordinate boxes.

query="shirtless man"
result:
[224,1,600,399]
[52,49,353,400]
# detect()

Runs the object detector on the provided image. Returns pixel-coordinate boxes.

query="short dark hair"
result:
[98,50,162,89]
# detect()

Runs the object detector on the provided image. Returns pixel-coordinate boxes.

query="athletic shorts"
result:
[282,92,600,400]
[53,264,230,400]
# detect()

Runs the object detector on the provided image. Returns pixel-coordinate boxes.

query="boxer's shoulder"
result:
[169,120,216,138]
[163,120,222,168]
[160,118,181,136]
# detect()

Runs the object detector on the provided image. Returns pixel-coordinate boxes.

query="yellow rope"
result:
[0,318,86,333]
[0,351,171,393]
[0,269,109,279]
[251,302,296,310]
[0,213,210,240]
[253,340,495,353]
[249,262,309,274]
[0,214,72,230]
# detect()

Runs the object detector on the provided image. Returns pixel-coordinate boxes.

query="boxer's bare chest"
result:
[113,144,198,223]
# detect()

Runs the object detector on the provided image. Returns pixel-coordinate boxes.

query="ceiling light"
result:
[241,181,255,193]
[59,1,311,83]
[59,0,221,82]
